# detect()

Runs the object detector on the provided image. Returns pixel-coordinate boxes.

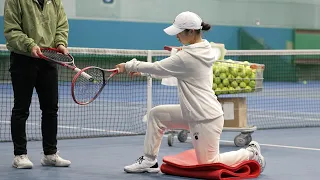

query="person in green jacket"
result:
[4,0,71,169]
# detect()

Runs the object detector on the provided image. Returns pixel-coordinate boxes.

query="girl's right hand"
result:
[129,72,141,77]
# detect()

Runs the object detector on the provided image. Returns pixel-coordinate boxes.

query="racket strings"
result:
[42,49,73,63]
[73,68,105,104]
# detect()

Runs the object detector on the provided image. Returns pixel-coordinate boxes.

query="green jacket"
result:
[4,0,69,57]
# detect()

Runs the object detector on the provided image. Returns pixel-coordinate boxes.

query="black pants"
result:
[9,52,58,156]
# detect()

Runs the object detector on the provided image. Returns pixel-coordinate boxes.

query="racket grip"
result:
[74,68,93,81]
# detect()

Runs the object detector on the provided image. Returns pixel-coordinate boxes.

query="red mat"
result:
[160,149,261,180]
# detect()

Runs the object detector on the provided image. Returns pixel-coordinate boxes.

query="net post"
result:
[146,50,153,120]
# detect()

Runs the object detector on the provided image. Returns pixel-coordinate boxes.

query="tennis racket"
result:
[37,48,93,81]
[71,66,119,105]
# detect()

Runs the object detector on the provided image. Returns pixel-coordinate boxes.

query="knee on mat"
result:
[196,157,211,165]
[195,153,220,165]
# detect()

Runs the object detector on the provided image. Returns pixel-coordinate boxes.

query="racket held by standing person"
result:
[37,47,93,81]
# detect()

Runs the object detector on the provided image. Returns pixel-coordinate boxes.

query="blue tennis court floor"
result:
[0,127,319,180]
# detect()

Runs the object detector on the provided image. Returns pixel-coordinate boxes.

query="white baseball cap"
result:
[164,11,203,36]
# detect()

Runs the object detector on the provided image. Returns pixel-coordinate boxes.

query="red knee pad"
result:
[160,149,261,180]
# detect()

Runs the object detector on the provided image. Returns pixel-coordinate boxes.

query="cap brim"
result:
[163,25,184,36]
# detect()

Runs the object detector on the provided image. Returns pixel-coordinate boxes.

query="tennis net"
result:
[0,45,319,142]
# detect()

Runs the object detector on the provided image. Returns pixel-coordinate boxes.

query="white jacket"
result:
[125,39,224,122]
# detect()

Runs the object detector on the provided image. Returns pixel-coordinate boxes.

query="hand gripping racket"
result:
[164,46,182,51]
[71,66,119,105]
[37,48,93,81]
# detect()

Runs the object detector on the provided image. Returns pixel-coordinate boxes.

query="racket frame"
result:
[71,66,119,105]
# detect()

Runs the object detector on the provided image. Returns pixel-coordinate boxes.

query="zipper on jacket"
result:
[32,0,45,12]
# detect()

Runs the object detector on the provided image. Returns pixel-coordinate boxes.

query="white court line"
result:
[219,140,320,151]
[163,135,320,152]
[0,121,138,135]
[248,109,320,116]
[248,115,320,121]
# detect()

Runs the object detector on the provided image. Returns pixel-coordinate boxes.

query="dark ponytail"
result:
[183,21,211,34]
[201,22,211,31]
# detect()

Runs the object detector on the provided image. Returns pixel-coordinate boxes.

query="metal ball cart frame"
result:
[166,126,257,147]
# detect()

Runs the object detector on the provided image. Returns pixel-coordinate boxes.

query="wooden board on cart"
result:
[218,97,247,128]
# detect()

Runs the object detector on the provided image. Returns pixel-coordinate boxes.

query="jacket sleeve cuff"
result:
[125,58,138,72]
[55,42,66,47]
[27,42,37,52]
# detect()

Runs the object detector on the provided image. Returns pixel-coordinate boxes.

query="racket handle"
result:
[164,46,182,51]
[74,68,94,81]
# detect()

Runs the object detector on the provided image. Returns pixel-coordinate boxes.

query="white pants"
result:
[144,104,251,166]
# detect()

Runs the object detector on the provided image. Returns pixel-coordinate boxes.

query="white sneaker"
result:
[41,152,71,167]
[124,156,160,173]
[246,141,266,173]
[12,155,33,169]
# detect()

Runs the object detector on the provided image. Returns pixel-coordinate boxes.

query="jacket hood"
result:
[182,39,219,67]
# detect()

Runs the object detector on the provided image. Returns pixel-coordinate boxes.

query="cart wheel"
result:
[177,130,188,143]
[168,133,174,146]
[234,133,247,147]
[245,134,252,145]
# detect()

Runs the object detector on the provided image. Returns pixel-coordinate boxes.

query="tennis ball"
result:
[249,80,256,88]
[228,87,235,94]
[219,66,228,73]
[244,77,250,84]
[213,83,218,90]
[234,86,242,93]
[214,69,221,77]
[222,87,229,94]
[245,68,252,76]
[236,76,242,83]
[243,61,250,66]
[215,88,222,95]
[212,66,218,73]
[226,59,234,63]
[214,77,221,85]
[240,82,246,88]
[251,73,256,79]
[222,79,229,86]
[303,80,307,84]
[237,66,245,72]
[219,73,227,80]
[227,74,234,80]
[218,83,224,89]
[231,81,238,88]
[244,86,252,93]
[239,72,246,78]
[230,69,238,77]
